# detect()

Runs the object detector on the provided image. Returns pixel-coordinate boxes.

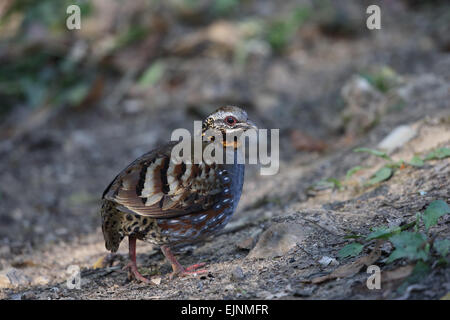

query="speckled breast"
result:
[154,162,245,245]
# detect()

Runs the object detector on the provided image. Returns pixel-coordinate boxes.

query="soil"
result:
[0,0,449,300]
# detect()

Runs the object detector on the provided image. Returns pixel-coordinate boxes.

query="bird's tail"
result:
[100,200,123,252]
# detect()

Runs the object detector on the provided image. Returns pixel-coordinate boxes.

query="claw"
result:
[161,245,209,279]
[123,262,153,284]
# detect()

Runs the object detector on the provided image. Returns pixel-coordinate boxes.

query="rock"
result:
[230,266,245,281]
[236,229,262,251]
[21,291,36,300]
[247,223,309,259]
[236,237,255,251]
[290,130,327,152]
[340,75,384,135]
[0,268,30,288]
[293,287,315,297]
[151,277,161,285]
[377,125,417,153]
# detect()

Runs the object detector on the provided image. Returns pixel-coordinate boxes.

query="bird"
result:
[100,106,257,283]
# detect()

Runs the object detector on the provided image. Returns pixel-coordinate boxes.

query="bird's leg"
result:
[160,245,208,279]
[123,236,152,284]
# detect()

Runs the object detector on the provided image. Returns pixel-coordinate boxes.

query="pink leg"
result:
[161,245,208,279]
[123,236,152,284]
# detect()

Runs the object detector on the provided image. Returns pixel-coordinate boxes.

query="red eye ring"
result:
[225,116,237,126]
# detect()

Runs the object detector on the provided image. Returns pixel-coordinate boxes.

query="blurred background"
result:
[0,0,449,264]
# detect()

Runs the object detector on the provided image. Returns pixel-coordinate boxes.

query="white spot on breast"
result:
[192,214,208,223]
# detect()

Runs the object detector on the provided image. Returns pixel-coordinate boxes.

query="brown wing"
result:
[102,141,226,219]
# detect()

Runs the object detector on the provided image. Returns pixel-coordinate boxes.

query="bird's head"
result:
[202,106,257,148]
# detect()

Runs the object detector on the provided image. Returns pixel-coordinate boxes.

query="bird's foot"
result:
[169,262,208,279]
[123,262,154,284]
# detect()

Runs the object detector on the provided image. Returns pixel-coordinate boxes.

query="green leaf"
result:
[385,160,404,169]
[434,239,450,258]
[353,148,392,161]
[138,61,165,87]
[409,155,424,167]
[387,232,429,263]
[326,178,342,190]
[213,0,239,15]
[366,167,392,186]
[312,178,341,191]
[424,147,450,161]
[366,226,400,241]
[346,166,364,179]
[338,242,364,259]
[344,233,362,240]
[422,200,450,231]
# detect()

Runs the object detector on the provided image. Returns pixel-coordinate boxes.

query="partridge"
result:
[100,106,257,283]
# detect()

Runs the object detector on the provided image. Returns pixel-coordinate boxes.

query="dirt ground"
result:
[0,0,449,299]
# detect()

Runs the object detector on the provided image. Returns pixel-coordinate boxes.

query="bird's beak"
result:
[243,119,258,131]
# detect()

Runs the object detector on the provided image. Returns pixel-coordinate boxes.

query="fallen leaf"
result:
[310,243,381,284]
[92,256,107,269]
[151,277,161,285]
[383,264,414,282]
[290,130,327,152]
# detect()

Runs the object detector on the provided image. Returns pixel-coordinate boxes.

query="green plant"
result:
[360,66,402,93]
[351,147,450,186]
[338,200,450,292]
[266,6,311,52]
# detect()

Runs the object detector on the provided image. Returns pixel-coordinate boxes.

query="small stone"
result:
[150,277,161,285]
[248,223,310,259]
[21,291,36,300]
[224,284,234,291]
[377,125,417,153]
[231,266,245,281]
[236,237,255,251]
[293,287,315,297]
[318,256,339,267]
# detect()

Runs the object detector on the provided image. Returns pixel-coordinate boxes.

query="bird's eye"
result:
[225,116,237,126]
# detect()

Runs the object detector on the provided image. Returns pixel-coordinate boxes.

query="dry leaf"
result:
[310,242,381,284]
[92,256,107,269]
[290,130,327,152]
[151,277,162,285]
[383,264,414,282]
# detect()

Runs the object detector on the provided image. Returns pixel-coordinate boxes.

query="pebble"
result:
[377,125,417,153]
[230,266,245,281]
[248,223,309,259]
[318,256,339,267]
